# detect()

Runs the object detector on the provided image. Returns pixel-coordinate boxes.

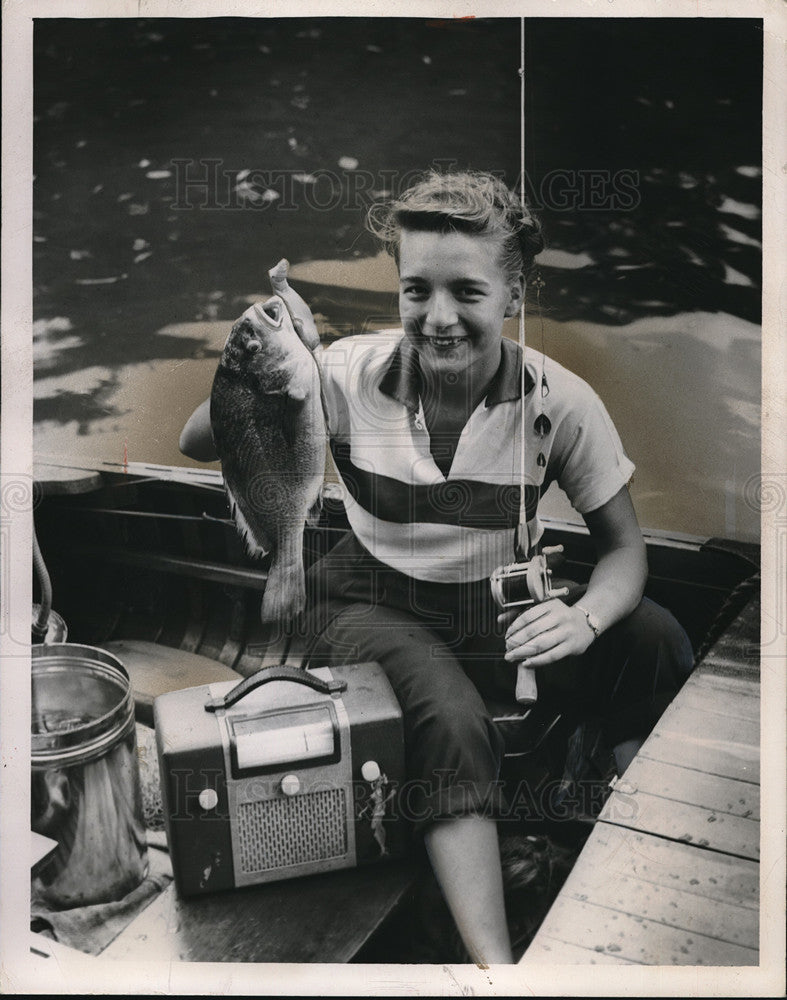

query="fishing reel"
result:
[490,545,569,706]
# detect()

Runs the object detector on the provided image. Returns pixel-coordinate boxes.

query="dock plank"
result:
[562,871,758,950]
[556,826,759,911]
[671,675,760,722]
[656,700,760,751]
[618,756,760,820]
[523,896,758,966]
[601,789,760,860]
[638,730,759,784]
[523,937,640,965]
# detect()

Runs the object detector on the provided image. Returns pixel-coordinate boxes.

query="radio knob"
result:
[198,787,219,811]
[281,774,300,796]
[361,760,381,782]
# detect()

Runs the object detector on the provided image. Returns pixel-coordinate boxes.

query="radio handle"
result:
[204,666,348,713]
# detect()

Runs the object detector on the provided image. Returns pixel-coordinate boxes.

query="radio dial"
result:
[280,774,300,796]
[198,787,219,811]
[361,760,381,782]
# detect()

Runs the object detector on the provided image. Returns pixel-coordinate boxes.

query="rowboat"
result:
[28,453,761,967]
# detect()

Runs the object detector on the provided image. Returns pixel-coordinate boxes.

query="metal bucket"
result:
[31,643,149,909]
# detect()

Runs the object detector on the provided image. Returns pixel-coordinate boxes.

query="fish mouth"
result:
[253,297,284,328]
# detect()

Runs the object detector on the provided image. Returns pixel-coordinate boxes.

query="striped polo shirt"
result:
[320,331,634,583]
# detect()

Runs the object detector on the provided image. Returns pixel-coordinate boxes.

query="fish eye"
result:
[246,339,261,354]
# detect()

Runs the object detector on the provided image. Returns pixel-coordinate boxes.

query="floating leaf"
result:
[234,182,265,205]
[236,168,251,182]
[338,156,359,170]
[133,252,152,264]
[75,276,124,285]
[287,136,309,156]
[133,238,149,252]
[69,249,91,261]
[366,44,382,53]
[145,170,172,180]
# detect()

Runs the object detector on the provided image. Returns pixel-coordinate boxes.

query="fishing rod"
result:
[489,18,568,706]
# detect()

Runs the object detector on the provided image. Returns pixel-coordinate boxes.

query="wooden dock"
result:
[521,595,760,966]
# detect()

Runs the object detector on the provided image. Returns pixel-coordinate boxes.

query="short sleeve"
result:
[551,392,636,515]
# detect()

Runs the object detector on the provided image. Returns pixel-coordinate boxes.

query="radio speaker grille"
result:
[237,789,348,873]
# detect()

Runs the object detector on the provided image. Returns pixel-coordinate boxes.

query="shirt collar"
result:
[379,335,534,412]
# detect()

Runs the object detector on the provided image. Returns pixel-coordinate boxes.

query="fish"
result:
[210,288,326,622]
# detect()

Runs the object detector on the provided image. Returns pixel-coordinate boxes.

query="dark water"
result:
[32,17,762,541]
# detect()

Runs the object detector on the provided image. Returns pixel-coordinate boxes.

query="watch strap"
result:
[575,603,601,639]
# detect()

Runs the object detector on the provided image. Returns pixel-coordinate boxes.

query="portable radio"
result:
[154,662,406,896]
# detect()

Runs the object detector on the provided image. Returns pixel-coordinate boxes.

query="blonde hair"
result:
[367,169,544,280]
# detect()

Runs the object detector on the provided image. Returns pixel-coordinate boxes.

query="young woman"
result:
[180,170,693,964]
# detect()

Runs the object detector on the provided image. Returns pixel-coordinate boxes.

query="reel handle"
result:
[515,664,538,705]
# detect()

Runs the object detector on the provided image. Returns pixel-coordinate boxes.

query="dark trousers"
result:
[303,533,694,830]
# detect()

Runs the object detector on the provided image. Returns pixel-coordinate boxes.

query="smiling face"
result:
[398,228,524,383]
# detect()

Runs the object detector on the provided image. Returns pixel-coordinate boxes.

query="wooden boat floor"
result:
[101,857,421,964]
[521,595,760,966]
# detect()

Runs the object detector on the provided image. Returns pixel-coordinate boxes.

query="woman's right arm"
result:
[179,398,218,462]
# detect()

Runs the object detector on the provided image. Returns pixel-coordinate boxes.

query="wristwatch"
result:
[575,603,602,639]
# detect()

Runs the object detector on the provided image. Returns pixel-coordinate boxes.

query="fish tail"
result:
[260,535,306,622]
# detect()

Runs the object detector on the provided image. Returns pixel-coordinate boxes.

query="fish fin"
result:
[260,380,307,401]
[285,382,308,402]
[284,351,316,401]
[260,551,306,622]
[226,483,270,558]
[280,392,313,448]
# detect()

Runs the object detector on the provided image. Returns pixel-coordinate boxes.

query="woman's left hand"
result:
[499,600,596,668]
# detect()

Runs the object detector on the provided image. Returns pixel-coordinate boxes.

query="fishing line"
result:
[516,15,528,561]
